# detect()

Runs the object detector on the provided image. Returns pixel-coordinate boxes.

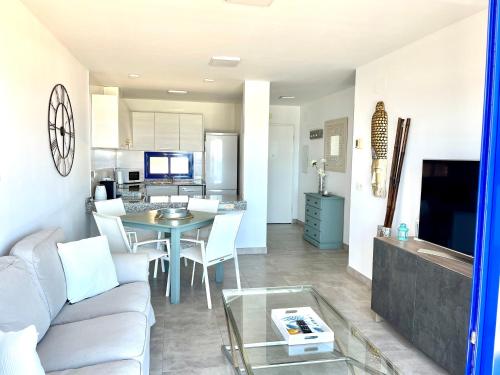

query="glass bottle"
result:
[398,223,409,241]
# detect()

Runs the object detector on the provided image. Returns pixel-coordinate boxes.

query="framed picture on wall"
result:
[324,117,348,173]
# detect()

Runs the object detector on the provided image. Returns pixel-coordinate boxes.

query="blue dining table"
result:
[121,209,223,304]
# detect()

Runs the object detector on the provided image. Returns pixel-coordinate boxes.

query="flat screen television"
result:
[418,160,480,257]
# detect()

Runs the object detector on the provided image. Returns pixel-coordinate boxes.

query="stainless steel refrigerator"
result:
[205,133,238,195]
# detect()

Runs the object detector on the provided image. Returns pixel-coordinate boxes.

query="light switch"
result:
[355,138,364,149]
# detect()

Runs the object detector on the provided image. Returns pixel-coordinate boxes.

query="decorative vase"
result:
[318,175,326,195]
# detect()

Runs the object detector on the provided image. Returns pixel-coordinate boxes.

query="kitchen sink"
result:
[148,181,173,185]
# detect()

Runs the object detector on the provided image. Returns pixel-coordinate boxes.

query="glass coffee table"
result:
[222,286,400,374]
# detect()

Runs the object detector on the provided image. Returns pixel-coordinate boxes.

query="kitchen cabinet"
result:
[155,113,179,151]
[179,114,204,151]
[146,185,178,196]
[131,112,204,151]
[91,94,119,148]
[179,185,204,196]
[131,112,155,150]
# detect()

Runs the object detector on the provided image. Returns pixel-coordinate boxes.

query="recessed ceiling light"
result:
[209,56,241,67]
[225,0,273,6]
[167,90,188,94]
[203,78,216,83]
[128,73,140,78]
[279,96,295,99]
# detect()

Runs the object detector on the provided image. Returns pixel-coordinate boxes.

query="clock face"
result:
[47,84,75,177]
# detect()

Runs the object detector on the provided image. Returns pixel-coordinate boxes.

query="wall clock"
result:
[47,84,75,177]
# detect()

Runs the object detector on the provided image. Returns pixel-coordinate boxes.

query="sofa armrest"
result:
[112,253,149,284]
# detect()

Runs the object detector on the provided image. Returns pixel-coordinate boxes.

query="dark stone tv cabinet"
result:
[371,237,472,375]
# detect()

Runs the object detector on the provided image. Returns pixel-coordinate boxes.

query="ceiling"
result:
[22,0,487,105]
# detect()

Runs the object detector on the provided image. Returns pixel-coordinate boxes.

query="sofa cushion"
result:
[46,360,140,375]
[0,256,51,342]
[57,236,119,304]
[112,253,149,284]
[10,228,67,319]
[0,325,45,375]
[52,282,150,325]
[37,312,148,373]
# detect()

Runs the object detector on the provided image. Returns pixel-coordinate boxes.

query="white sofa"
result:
[0,228,154,375]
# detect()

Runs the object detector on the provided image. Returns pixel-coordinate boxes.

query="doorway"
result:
[267,124,294,223]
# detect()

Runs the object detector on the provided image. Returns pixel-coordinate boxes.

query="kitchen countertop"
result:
[86,194,246,214]
[146,180,205,186]
[120,179,205,186]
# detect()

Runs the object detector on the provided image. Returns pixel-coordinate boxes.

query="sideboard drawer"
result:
[305,205,321,219]
[304,225,320,242]
[305,215,321,230]
[305,194,322,209]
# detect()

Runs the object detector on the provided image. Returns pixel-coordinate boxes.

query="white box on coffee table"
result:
[271,306,334,346]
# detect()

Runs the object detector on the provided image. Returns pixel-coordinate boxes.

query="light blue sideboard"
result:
[303,193,344,249]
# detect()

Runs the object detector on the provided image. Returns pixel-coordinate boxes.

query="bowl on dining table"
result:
[155,208,191,220]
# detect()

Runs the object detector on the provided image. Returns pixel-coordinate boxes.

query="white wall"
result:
[298,87,355,242]
[237,81,270,250]
[349,11,487,279]
[123,98,238,133]
[0,0,90,255]
[269,105,301,219]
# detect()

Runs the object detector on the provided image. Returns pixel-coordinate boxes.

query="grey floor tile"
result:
[149,223,448,374]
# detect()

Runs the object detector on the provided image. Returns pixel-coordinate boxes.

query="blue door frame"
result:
[467,1,500,373]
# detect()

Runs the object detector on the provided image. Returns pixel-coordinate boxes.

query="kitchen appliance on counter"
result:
[100,179,117,199]
[117,168,144,184]
[94,185,107,201]
[116,170,124,185]
[205,133,238,195]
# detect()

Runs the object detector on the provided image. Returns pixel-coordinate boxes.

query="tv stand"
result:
[371,237,472,375]
[417,248,462,261]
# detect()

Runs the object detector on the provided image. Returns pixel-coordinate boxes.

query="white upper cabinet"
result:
[179,114,204,151]
[131,112,155,150]
[130,112,204,151]
[155,113,179,151]
[91,94,119,148]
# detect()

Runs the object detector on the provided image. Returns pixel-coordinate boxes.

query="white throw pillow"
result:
[0,325,45,375]
[57,236,119,303]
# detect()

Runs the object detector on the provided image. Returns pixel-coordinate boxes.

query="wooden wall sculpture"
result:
[371,101,388,197]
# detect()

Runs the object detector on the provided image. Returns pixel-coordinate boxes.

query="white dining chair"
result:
[92,212,170,280]
[182,197,220,268]
[94,198,127,216]
[95,198,163,251]
[186,197,220,239]
[177,212,243,309]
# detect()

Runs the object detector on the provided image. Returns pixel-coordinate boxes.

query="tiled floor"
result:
[149,224,447,375]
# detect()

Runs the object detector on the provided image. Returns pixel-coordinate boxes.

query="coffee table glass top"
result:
[222,286,400,375]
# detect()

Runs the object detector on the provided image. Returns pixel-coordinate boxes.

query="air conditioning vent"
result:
[209,56,241,67]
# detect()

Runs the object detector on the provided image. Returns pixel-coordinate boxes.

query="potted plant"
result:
[311,159,327,195]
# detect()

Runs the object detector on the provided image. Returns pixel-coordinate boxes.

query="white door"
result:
[131,112,155,150]
[91,94,119,148]
[179,114,204,151]
[268,125,294,223]
[155,113,179,151]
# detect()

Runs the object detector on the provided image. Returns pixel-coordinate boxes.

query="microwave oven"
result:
[117,169,144,184]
